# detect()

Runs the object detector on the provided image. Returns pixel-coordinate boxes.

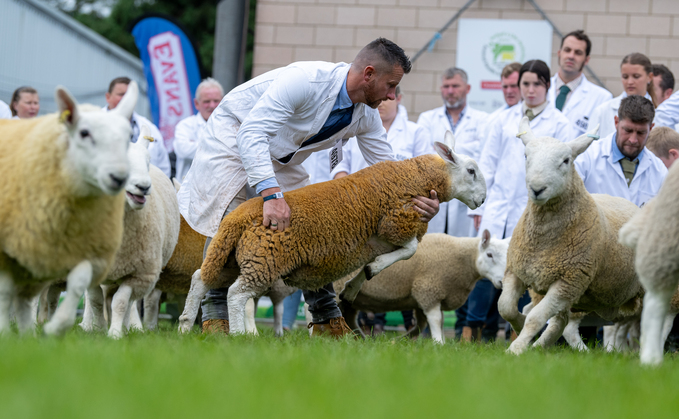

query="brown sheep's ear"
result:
[434,141,457,166]
[481,229,491,249]
[55,86,79,127]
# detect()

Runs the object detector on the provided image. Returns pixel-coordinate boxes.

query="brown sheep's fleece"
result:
[508,173,642,320]
[200,154,454,293]
[155,215,207,295]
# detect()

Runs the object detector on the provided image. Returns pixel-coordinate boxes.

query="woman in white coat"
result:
[458,60,574,342]
[589,53,657,138]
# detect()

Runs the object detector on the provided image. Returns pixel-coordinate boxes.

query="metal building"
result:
[0,0,150,117]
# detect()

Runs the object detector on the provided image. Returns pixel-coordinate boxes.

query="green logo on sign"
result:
[483,33,525,76]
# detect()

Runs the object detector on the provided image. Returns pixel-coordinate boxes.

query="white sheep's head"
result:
[434,130,486,210]
[57,82,138,196]
[475,229,510,289]
[519,117,599,205]
[125,124,153,210]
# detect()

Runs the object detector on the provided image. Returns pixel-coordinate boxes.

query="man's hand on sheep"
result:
[412,190,439,222]
[262,187,291,231]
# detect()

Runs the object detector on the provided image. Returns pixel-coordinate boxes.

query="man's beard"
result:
[363,82,382,109]
[444,97,464,109]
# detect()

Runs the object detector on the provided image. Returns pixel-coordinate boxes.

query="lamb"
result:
[498,118,642,355]
[178,131,486,335]
[80,125,180,338]
[334,230,510,343]
[619,160,679,365]
[0,83,138,336]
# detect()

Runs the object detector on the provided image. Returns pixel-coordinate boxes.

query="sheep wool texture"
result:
[334,234,480,313]
[0,116,125,292]
[155,215,207,295]
[508,173,642,318]
[201,154,454,291]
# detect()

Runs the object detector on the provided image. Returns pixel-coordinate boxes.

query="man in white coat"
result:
[548,30,612,136]
[178,38,440,337]
[417,67,487,237]
[173,78,224,181]
[104,77,172,178]
[0,100,11,119]
[575,94,667,207]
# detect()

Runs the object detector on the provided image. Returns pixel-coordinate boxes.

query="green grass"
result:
[1,323,678,419]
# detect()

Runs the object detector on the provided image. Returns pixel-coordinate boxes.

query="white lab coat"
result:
[177,61,394,237]
[103,107,171,178]
[588,92,652,139]
[477,104,574,239]
[574,132,668,207]
[301,150,333,185]
[653,89,679,128]
[331,105,432,177]
[0,100,11,119]
[173,113,207,181]
[417,105,488,237]
[548,74,612,136]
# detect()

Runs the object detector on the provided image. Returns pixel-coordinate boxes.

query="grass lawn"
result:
[1,322,678,419]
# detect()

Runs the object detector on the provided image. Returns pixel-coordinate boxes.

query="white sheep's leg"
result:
[562,316,588,352]
[522,301,534,316]
[533,311,568,348]
[108,284,133,339]
[498,272,527,334]
[227,277,259,335]
[365,237,418,279]
[340,269,367,303]
[271,297,284,338]
[0,273,13,334]
[304,303,313,337]
[178,270,209,334]
[615,322,632,352]
[508,287,570,356]
[44,261,92,336]
[143,289,162,331]
[37,286,51,324]
[126,300,143,332]
[244,298,259,336]
[603,325,617,352]
[661,313,677,347]
[85,286,107,331]
[640,288,674,365]
[629,320,641,351]
[15,296,37,335]
[424,303,444,344]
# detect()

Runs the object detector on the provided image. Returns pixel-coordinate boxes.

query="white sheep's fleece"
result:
[0,83,138,336]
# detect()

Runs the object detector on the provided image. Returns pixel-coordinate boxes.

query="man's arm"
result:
[654,91,679,128]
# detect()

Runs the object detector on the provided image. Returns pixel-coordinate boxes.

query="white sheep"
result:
[335,230,509,343]
[0,83,138,336]
[80,125,180,338]
[179,131,486,335]
[619,160,679,365]
[498,118,642,355]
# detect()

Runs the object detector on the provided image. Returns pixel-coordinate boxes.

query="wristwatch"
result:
[262,191,284,202]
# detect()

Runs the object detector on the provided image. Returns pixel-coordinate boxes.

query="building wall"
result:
[0,0,150,117]
[252,0,679,121]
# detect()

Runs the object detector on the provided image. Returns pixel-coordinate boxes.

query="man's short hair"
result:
[195,77,224,100]
[560,30,591,57]
[501,62,522,79]
[354,38,412,74]
[108,77,131,93]
[441,67,468,84]
[618,95,655,125]
[647,127,679,159]
[652,64,675,92]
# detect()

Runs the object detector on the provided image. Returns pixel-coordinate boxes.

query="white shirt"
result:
[177,61,394,237]
[574,132,667,207]
[173,113,207,181]
[477,103,574,239]
[103,107,171,178]
[332,105,432,177]
[654,89,679,128]
[588,92,652,139]
[0,100,11,119]
[417,104,489,237]
[548,74,613,136]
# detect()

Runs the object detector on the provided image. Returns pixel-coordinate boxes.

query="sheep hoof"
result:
[506,341,526,356]
[364,265,374,280]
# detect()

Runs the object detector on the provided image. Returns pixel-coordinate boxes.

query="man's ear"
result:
[364,65,375,81]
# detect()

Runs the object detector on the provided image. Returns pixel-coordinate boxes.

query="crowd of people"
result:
[5,31,679,340]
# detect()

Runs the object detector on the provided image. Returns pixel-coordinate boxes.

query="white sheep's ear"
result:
[569,124,600,158]
[172,178,182,192]
[481,229,491,249]
[137,124,153,149]
[434,141,458,166]
[443,130,456,151]
[516,116,537,146]
[55,86,79,128]
[113,80,138,121]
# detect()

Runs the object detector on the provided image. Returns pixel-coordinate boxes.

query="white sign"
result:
[456,19,553,113]
[148,31,194,152]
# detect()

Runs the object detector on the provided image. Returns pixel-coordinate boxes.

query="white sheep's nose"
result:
[109,173,127,190]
